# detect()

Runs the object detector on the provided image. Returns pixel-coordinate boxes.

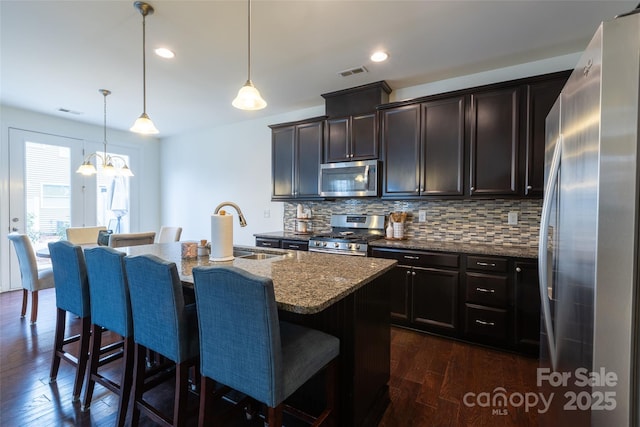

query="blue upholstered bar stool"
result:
[7,233,55,324]
[192,266,340,427]
[48,240,92,402]
[124,254,199,427]
[81,247,133,426]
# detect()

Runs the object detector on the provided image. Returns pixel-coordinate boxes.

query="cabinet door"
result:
[524,76,568,197]
[469,87,520,196]
[422,97,465,196]
[296,121,323,198]
[381,104,421,196]
[324,117,349,163]
[411,266,459,333]
[255,238,282,248]
[514,260,540,355]
[272,126,295,199]
[351,113,378,160]
[386,265,411,323]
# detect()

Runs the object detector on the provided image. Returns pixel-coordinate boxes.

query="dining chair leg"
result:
[30,290,39,324]
[81,323,103,411]
[72,316,91,402]
[267,405,283,427]
[21,289,28,318]
[128,343,147,427]
[116,337,135,427]
[174,361,190,427]
[50,308,67,382]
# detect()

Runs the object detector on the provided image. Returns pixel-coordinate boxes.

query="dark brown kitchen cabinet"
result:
[380,104,421,196]
[370,247,460,336]
[255,237,282,248]
[412,266,459,333]
[463,255,510,345]
[514,259,540,355]
[325,113,377,162]
[469,87,520,196]
[523,73,570,197]
[381,97,466,197]
[270,117,325,200]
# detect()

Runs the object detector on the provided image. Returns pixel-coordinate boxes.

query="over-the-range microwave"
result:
[319,159,379,197]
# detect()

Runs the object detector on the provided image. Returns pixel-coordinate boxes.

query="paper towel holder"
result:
[214,202,248,227]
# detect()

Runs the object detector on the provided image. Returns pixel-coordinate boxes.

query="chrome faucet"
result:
[214,202,248,227]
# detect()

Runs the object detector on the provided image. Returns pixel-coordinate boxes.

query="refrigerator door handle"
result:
[539,134,562,372]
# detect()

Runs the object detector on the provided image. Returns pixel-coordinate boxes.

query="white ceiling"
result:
[1,0,637,137]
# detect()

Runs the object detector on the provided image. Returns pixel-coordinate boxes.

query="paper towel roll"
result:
[210,214,234,261]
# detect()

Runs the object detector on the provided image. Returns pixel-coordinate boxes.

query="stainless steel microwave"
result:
[319,159,379,197]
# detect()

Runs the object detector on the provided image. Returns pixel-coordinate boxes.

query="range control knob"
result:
[334,242,340,248]
[355,244,361,250]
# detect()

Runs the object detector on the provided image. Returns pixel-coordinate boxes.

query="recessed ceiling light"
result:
[154,47,175,59]
[370,51,388,62]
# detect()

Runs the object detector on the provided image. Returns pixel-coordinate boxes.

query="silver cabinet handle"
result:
[412,271,416,276]
[475,319,495,326]
[515,267,522,273]
[475,287,495,293]
[288,245,300,249]
[526,185,533,190]
[538,134,562,371]
[406,270,411,276]
[403,255,420,260]
[470,186,475,191]
[262,242,272,247]
[476,261,496,267]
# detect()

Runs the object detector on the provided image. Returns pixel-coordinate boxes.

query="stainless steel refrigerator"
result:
[539,10,640,427]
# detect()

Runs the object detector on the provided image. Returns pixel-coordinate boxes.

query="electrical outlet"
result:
[263,209,270,218]
[507,211,518,225]
[418,210,427,222]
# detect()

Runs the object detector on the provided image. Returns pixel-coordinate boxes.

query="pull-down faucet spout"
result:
[214,202,248,227]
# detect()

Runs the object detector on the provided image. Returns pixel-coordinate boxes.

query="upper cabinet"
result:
[270,117,326,200]
[325,113,377,162]
[469,87,520,196]
[322,81,391,163]
[381,98,465,197]
[523,72,571,197]
[380,71,568,199]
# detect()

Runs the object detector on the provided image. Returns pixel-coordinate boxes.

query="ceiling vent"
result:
[338,66,368,77]
[58,108,83,115]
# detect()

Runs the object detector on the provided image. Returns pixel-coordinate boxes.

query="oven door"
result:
[319,160,379,197]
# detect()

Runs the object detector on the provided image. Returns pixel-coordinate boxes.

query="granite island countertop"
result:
[117,242,397,315]
[369,238,538,258]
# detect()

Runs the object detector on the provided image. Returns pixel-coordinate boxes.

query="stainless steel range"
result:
[309,214,385,256]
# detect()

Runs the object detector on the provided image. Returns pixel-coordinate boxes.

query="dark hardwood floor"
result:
[0,288,538,426]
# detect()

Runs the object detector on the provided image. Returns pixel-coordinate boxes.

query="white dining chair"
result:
[66,226,107,245]
[156,226,182,243]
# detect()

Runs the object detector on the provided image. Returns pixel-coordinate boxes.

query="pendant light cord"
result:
[103,91,108,157]
[247,0,252,82]
[142,12,147,114]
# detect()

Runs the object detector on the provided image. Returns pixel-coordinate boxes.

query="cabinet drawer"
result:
[255,238,281,249]
[370,248,459,269]
[466,273,508,307]
[466,256,507,272]
[464,304,508,342]
[282,240,308,251]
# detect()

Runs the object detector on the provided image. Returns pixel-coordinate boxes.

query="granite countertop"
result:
[118,242,396,315]
[369,238,538,259]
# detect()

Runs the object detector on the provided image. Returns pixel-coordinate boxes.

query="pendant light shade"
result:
[233,0,266,110]
[76,89,134,177]
[130,1,159,134]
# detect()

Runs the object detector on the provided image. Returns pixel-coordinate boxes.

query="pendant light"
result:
[76,89,134,177]
[130,1,159,134]
[232,0,267,110]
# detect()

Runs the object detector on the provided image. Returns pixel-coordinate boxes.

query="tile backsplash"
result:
[284,198,541,247]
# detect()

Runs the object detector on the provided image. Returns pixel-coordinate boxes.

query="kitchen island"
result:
[118,242,397,426]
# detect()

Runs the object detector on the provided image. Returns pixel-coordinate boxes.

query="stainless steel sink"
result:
[233,249,284,260]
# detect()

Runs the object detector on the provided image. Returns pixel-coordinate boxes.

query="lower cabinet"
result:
[370,248,460,337]
[255,237,309,251]
[371,247,540,355]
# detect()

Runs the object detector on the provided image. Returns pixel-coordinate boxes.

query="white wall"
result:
[0,105,161,289]
[160,106,325,246]
[159,54,581,247]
